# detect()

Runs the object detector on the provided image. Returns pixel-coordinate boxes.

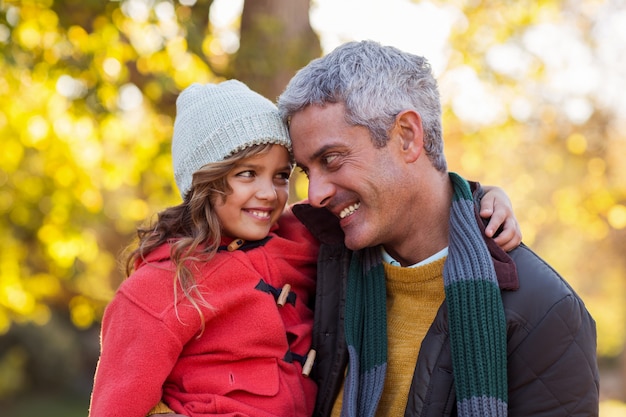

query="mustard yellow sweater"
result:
[332,257,446,416]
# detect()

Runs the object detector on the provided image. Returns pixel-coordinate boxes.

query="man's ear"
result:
[392,110,424,163]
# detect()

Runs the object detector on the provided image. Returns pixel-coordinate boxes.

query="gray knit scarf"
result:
[341,172,508,417]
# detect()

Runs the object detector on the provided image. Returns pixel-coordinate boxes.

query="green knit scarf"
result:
[341,172,508,417]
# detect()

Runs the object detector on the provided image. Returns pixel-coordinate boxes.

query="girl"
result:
[89,80,318,417]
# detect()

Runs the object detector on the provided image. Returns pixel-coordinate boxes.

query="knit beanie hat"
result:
[171,80,292,198]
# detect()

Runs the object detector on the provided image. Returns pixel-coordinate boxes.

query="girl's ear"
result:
[391,110,424,163]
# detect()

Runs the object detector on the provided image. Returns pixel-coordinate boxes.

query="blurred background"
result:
[1,0,625,415]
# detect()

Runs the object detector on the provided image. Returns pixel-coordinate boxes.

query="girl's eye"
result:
[236,170,255,178]
[275,171,291,182]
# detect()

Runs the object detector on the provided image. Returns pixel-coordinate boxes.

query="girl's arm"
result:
[89,293,183,417]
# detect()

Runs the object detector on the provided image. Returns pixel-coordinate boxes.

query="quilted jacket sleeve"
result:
[504,244,599,417]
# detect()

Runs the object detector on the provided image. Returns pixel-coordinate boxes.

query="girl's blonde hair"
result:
[125,143,289,332]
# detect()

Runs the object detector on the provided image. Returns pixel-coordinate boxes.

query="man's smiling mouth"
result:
[340,203,361,219]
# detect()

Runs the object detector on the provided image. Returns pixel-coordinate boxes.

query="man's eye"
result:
[322,154,338,166]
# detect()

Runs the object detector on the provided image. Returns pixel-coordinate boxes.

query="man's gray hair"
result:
[277,40,447,172]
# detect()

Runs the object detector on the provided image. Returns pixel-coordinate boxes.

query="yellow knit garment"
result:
[331,257,446,417]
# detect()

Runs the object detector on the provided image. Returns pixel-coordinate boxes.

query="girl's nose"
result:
[256,179,278,201]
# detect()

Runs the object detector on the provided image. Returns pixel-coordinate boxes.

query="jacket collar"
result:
[291,192,519,291]
[292,202,345,245]
[470,182,519,290]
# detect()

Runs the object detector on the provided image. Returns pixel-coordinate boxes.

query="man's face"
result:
[289,103,407,251]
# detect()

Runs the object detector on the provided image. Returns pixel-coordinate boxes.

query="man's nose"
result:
[308,174,334,208]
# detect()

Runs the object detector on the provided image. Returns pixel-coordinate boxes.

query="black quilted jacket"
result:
[292,185,599,417]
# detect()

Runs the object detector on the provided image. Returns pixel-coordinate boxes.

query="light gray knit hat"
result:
[171,80,292,198]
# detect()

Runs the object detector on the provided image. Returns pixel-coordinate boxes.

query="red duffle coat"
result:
[89,210,319,417]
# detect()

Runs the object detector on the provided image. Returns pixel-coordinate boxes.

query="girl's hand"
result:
[480,186,522,252]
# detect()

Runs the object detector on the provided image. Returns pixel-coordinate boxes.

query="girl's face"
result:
[214,145,292,241]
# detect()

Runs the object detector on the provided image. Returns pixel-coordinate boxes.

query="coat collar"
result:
[470,181,519,290]
[292,202,345,245]
[291,184,519,291]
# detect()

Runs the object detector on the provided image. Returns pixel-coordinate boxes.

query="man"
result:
[279,40,599,417]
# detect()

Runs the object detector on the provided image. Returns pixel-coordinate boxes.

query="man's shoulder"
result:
[502,243,588,323]
[501,243,598,404]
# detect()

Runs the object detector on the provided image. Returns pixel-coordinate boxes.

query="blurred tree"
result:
[435,0,626,398]
[0,0,624,406]
[0,0,319,402]
[235,0,320,100]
